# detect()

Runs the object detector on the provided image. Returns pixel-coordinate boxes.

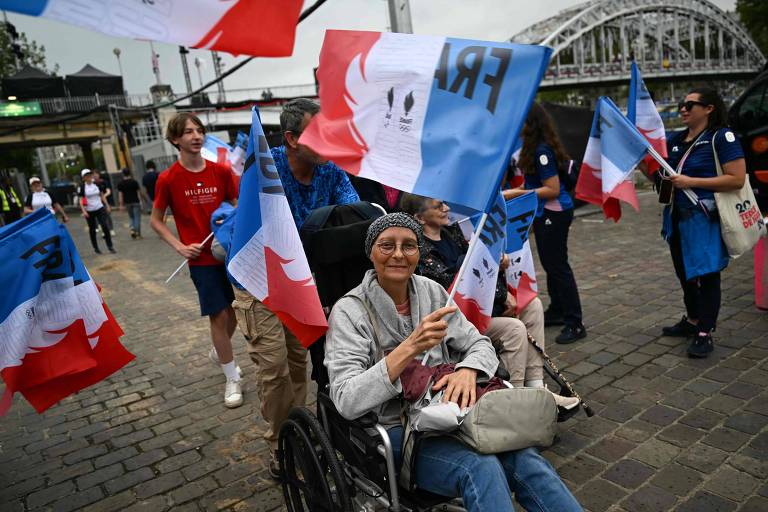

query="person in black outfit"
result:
[117,168,145,238]
[504,103,586,344]
[142,160,160,209]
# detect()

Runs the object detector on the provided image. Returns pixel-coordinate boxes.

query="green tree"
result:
[1,21,58,80]
[736,0,768,58]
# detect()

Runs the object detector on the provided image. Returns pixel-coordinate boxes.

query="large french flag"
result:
[0,0,303,57]
[504,192,538,314]
[227,109,327,348]
[0,209,133,415]
[300,30,552,213]
[627,62,667,175]
[575,97,647,222]
[449,193,507,333]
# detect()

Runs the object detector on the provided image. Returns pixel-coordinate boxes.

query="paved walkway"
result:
[1,193,766,512]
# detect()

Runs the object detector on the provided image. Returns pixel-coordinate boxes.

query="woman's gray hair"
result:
[279,98,320,135]
[365,212,425,257]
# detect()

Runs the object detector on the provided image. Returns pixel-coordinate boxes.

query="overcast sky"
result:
[5,0,737,96]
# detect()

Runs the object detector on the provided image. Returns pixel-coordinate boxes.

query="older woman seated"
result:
[325,213,582,512]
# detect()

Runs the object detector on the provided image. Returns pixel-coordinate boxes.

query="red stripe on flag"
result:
[452,292,491,334]
[512,274,538,315]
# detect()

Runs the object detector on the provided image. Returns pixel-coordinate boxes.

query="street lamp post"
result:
[194,57,205,89]
[113,47,126,95]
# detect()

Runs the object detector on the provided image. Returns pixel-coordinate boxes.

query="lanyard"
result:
[675,130,707,175]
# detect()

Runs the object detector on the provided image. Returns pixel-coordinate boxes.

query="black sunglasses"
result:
[678,100,708,112]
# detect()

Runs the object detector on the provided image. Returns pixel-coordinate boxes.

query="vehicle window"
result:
[737,81,768,132]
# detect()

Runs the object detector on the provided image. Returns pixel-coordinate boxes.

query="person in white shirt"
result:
[24,177,68,222]
[77,169,115,254]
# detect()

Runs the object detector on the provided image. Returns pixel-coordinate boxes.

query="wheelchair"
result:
[278,202,589,511]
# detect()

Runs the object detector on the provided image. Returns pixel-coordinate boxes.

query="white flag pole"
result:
[422,211,489,365]
[645,145,699,206]
[165,232,215,284]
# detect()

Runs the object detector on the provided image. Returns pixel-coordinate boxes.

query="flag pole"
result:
[645,145,699,206]
[165,232,215,284]
[421,211,489,365]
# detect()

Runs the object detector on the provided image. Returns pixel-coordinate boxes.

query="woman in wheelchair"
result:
[325,213,582,512]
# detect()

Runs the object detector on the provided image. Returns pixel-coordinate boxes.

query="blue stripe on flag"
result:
[505,191,537,254]
[416,40,551,213]
[0,0,49,16]
[598,97,650,173]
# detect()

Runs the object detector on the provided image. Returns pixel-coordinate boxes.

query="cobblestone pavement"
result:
[1,193,766,512]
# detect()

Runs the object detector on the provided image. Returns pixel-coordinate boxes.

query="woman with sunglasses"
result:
[649,88,746,358]
[504,103,586,345]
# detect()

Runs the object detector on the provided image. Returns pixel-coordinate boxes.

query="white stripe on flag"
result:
[600,155,634,194]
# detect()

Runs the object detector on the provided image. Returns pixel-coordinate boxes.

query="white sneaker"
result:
[224,379,243,408]
[208,348,242,377]
[550,392,579,410]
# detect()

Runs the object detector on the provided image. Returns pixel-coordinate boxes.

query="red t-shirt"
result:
[154,160,236,266]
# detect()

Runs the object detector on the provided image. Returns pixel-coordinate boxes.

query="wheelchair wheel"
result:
[278,407,352,512]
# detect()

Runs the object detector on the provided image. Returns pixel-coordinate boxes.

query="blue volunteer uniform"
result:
[523,144,574,217]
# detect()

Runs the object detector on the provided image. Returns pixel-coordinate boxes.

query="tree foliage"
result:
[0,23,57,80]
[736,0,768,59]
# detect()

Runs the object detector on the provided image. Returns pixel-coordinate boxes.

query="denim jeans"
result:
[388,427,582,512]
[127,203,141,235]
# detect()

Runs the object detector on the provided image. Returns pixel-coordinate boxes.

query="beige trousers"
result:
[485,297,545,386]
[232,288,308,451]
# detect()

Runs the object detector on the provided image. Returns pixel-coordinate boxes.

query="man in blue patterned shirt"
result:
[231,98,358,479]
[271,98,359,228]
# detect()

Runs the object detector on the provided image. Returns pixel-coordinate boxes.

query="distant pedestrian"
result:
[24,176,68,222]
[150,113,243,408]
[504,103,586,344]
[0,176,22,226]
[77,169,115,254]
[97,171,116,236]
[117,168,145,238]
[142,160,159,211]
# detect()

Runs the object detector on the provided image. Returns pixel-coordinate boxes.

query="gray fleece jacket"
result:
[325,270,499,426]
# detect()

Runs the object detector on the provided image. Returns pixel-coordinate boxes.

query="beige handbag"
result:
[712,131,766,258]
[456,387,557,454]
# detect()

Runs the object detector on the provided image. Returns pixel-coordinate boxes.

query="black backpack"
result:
[299,201,385,308]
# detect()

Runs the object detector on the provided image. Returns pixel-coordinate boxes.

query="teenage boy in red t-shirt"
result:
[150,113,243,408]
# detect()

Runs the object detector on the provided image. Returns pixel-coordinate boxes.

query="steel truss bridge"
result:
[511,0,766,89]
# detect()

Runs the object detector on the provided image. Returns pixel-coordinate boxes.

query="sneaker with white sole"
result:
[224,379,243,408]
[209,348,242,377]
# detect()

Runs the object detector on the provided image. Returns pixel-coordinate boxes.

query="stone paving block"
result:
[181,457,229,482]
[702,428,752,453]
[586,436,636,462]
[50,487,104,512]
[600,401,642,423]
[621,485,677,512]
[93,446,138,468]
[631,438,681,468]
[76,462,124,490]
[702,394,747,415]
[111,428,154,448]
[81,491,137,512]
[138,430,184,452]
[704,466,761,502]
[122,496,170,512]
[722,382,763,401]
[169,477,218,505]
[665,365,702,382]
[674,491,737,512]
[104,467,155,495]
[135,470,186,500]
[724,411,768,435]
[650,463,704,496]
[556,454,606,485]
[614,420,657,443]
[639,404,684,427]
[684,378,726,395]
[575,478,628,512]
[728,454,768,480]
[26,481,75,509]
[657,423,705,448]
[603,459,655,488]
[199,480,255,511]
[47,460,92,485]
[157,450,202,474]
[680,408,726,430]
[550,431,592,458]
[739,496,768,512]
[677,443,730,474]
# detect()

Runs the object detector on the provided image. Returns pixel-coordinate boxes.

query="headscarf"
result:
[364,212,424,257]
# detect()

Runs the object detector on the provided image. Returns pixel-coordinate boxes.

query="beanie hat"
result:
[364,212,424,257]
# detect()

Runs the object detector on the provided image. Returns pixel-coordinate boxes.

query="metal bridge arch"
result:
[511,0,767,87]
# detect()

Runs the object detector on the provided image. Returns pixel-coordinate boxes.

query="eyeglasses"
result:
[678,100,708,112]
[375,241,420,256]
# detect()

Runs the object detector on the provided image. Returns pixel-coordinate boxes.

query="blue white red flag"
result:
[0,209,133,415]
[227,109,327,347]
[504,192,538,314]
[0,0,303,57]
[575,97,647,222]
[300,30,552,213]
[449,193,507,333]
[202,134,247,184]
[628,62,668,175]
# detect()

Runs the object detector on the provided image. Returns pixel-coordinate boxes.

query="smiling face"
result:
[172,119,205,155]
[416,199,450,231]
[370,227,420,288]
[680,93,714,129]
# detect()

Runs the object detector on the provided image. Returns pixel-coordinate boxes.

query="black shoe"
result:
[544,310,565,327]
[268,451,282,481]
[108,247,116,254]
[94,248,102,254]
[556,325,587,344]
[662,315,698,337]
[687,333,713,358]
